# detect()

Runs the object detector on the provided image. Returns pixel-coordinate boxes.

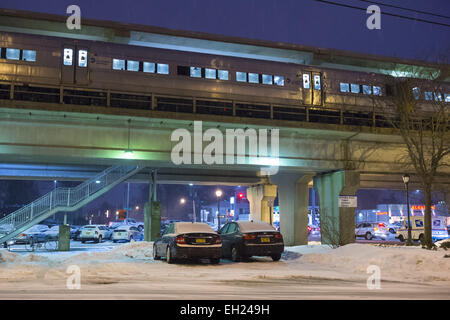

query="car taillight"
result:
[274,233,283,239]
[307,226,312,232]
[215,237,222,244]
[19,233,26,237]
[243,233,256,240]
[374,227,378,231]
[175,236,186,244]
[378,223,385,227]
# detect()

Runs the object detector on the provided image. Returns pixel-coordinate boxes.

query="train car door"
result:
[302,72,323,106]
[61,45,89,85]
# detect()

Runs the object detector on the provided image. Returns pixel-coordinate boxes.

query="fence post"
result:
[67,189,71,207]
[30,203,34,220]
[49,192,52,210]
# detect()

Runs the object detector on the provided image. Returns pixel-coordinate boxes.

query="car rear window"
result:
[175,222,216,234]
[238,221,276,233]
[83,226,95,229]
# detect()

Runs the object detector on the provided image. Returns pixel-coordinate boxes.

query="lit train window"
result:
[218,70,229,80]
[6,48,20,60]
[190,67,202,78]
[445,94,450,102]
[262,74,273,85]
[248,73,259,84]
[274,75,284,86]
[350,84,360,93]
[78,50,88,67]
[157,63,169,74]
[303,74,310,89]
[22,50,36,62]
[340,83,350,93]
[205,68,217,79]
[373,86,382,96]
[363,85,372,95]
[424,92,433,100]
[412,87,420,100]
[63,48,73,66]
[314,75,321,90]
[127,60,139,71]
[236,72,247,82]
[143,62,155,73]
[113,59,125,70]
[434,93,442,101]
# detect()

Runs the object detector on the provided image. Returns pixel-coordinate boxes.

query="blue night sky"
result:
[1,0,449,62]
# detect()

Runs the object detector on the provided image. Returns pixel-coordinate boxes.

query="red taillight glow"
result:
[243,233,256,240]
[215,237,222,244]
[378,223,385,227]
[307,226,312,232]
[175,236,186,244]
[274,233,283,239]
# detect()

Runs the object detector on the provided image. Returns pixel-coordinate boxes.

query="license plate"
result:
[261,237,270,243]
[86,232,90,235]
[196,238,206,243]
[118,233,121,236]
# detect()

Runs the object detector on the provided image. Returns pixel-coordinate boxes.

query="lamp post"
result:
[402,173,413,245]
[215,190,222,231]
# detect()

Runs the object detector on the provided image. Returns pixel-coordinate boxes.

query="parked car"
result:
[103,226,114,240]
[9,224,50,245]
[355,222,390,240]
[112,225,141,242]
[219,220,284,262]
[109,218,144,232]
[80,225,108,243]
[153,222,222,264]
[41,225,60,241]
[308,224,320,234]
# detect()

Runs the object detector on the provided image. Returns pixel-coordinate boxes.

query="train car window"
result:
[262,74,273,85]
[6,48,20,60]
[362,85,372,95]
[143,62,156,73]
[340,83,350,93]
[434,92,442,101]
[236,72,247,82]
[22,50,36,62]
[373,86,382,96]
[445,94,450,102]
[424,92,433,100]
[0,48,4,59]
[78,50,88,67]
[113,59,125,70]
[205,68,217,79]
[218,70,229,80]
[248,73,259,84]
[190,67,202,78]
[126,60,139,71]
[314,75,321,90]
[412,87,420,100]
[177,66,190,76]
[274,75,284,86]
[303,74,310,89]
[63,48,73,66]
[350,84,360,93]
[157,63,169,74]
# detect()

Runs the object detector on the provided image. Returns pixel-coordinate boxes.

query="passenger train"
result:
[0,31,448,127]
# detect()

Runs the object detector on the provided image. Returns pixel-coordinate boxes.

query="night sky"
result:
[1,0,449,62]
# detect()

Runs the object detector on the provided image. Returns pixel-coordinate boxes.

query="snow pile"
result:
[435,238,450,248]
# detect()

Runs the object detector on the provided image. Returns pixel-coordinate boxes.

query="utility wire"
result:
[358,0,450,20]
[315,0,450,28]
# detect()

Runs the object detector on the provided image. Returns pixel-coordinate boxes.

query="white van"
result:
[396,216,449,242]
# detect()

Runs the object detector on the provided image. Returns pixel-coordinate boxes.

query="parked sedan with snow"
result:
[153,222,222,264]
[112,225,140,242]
[80,225,108,243]
[10,224,50,245]
[219,220,284,262]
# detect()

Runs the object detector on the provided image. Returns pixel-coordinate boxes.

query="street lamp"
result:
[180,198,186,205]
[215,190,222,231]
[402,173,412,245]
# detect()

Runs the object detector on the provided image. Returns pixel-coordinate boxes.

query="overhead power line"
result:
[358,0,450,20]
[315,0,450,28]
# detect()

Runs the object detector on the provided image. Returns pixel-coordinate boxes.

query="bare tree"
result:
[373,64,450,249]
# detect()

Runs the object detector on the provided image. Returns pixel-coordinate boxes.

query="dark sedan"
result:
[219,220,284,262]
[153,222,222,264]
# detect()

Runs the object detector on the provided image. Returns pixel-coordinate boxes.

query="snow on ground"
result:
[0,241,449,295]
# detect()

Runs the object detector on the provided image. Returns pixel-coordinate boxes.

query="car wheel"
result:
[113,240,117,243]
[398,235,405,242]
[97,236,102,243]
[153,244,161,260]
[81,240,85,244]
[210,258,220,264]
[365,232,373,240]
[231,246,240,262]
[138,226,143,232]
[271,254,282,262]
[166,246,175,264]
[129,236,133,242]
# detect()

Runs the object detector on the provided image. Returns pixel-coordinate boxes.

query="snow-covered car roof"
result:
[115,225,136,231]
[237,220,276,233]
[175,222,217,234]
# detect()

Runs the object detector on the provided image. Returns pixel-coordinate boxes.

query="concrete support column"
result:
[272,173,313,246]
[246,184,277,224]
[313,170,360,246]
[144,170,161,242]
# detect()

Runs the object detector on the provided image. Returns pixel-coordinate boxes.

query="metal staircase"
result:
[0,164,142,244]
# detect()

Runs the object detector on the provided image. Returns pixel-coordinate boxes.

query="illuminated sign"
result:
[376,211,388,215]
[411,205,435,210]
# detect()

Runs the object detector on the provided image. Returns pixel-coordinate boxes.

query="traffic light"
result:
[237,192,244,203]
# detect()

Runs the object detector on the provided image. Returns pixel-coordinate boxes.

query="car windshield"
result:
[175,222,216,234]
[83,226,96,229]
[238,221,276,233]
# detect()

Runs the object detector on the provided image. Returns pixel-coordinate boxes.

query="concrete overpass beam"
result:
[272,173,313,246]
[246,184,277,224]
[313,170,360,246]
